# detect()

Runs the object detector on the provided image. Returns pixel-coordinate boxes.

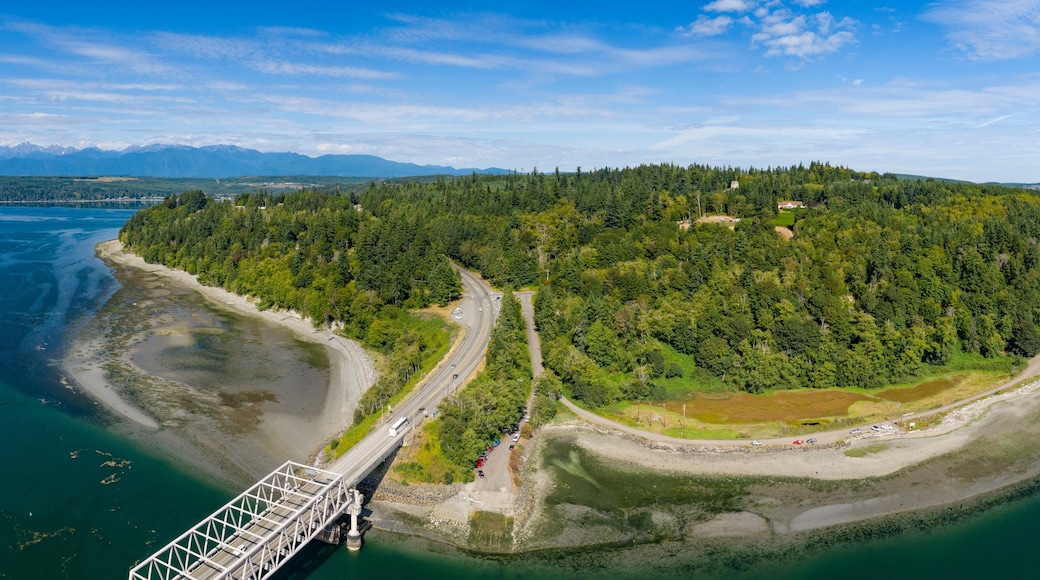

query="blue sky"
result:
[1,0,1039,181]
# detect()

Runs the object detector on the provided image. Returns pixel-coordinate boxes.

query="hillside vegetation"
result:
[120,162,1040,461]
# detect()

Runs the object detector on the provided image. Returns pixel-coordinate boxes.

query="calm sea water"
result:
[2,204,1040,579]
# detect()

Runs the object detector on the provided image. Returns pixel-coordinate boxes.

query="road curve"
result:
[327,265,498,483]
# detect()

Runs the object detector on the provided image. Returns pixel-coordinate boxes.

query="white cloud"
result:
[679,15,735,36]
[251,61,398,80]
[751,9,856,57]
[704,0,756,13]
[923,0,1040,61]
[685,2,856,59]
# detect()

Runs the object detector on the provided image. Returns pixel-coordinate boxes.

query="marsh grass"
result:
[468,512,514,553]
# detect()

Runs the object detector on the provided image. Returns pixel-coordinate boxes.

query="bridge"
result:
[129,267,498,579]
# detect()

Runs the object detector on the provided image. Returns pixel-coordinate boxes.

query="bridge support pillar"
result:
[346,488,364,551]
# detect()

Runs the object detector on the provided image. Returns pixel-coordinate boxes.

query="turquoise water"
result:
[2,204,1040,579]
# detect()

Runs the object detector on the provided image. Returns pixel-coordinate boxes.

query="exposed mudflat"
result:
[63,240,376,486]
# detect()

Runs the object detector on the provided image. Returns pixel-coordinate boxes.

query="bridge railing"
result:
[129,461,350,580]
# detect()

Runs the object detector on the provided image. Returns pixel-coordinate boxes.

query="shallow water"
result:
[3,204,1040,579]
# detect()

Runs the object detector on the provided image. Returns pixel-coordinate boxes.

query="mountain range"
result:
[0,143,509,178]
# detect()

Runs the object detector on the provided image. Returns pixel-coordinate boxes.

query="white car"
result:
[512,433,520,443]
[881,424,893,430]
[850,428,863,434]
[751,440,762,446]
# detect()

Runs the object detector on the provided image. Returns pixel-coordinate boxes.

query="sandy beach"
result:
[62,239,376,483]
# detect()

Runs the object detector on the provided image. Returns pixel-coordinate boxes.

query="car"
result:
[792,439,804,445]
[751,440,762,446]
[512,433,520,443]
[881,424,893,430]
[476,458,484,468]
[850,428,863,434]
[477,470,484,478]
[492,439,500,447]
[452,373,458,380]
[807,437,818,444]
[871,425,881,432]
[509,444,515,450]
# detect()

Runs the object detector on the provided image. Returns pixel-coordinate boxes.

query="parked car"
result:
[509,444,515,450]
[850,428,863,434]
[807,437,818,444]
[512,433,520,443]
[476,458,484,468]
[871,425,881,432]
[881,424,893,430]
[792,439,804,445]
[477,470,484,478]
[751,440,762,446]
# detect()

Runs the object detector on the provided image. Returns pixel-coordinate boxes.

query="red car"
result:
[792,439,804,445]
[476,458,485,468]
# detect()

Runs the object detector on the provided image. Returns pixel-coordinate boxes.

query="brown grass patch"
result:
[664,390,873,424]
[774,226,793,240]
[418,298,464,324]
[696,215,739,229]
[876,376,964,403]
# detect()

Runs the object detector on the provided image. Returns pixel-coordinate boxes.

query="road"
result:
[512,288,1040,449]
[471,291,541,494]
[558,354,1040,449]
[327,265,499,483]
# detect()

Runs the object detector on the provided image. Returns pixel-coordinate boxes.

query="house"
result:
[777,200,805,210]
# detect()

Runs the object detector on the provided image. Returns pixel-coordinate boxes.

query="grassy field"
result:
[771,210,796,227]
[599,367,1016,440]
[326,310,455,459]
[390,421,473,484]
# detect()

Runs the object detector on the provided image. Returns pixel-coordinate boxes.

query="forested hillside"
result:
[120,162,1040,427]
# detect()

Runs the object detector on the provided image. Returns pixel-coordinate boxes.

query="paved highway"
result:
[131,266,500,580]
[327,265,499,483]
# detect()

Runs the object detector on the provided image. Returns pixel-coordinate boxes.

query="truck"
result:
[389,416,408,437]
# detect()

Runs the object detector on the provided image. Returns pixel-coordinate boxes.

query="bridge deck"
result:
[129,461,351,580]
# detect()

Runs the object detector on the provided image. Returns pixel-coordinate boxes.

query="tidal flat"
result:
[64,258,339,486]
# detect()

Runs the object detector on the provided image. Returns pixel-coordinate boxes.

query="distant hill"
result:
[0,143,509,179]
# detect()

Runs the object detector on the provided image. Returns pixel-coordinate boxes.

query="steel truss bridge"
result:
[129,461,360,580]
[128,265,499,579]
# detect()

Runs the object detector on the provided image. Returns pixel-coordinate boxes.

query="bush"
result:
[665,362,684,378]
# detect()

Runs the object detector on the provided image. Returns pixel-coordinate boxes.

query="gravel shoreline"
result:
[61,239,1040,564]
[62,239,377,483]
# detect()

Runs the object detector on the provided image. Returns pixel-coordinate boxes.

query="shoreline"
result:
[60,239,1040,564]
[365,370,1040,559]
[64,239,377,475]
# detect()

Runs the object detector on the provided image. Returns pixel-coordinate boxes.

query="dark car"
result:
[477,470,485,478]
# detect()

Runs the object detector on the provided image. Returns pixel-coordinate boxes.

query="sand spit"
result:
[62,239,376,482]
